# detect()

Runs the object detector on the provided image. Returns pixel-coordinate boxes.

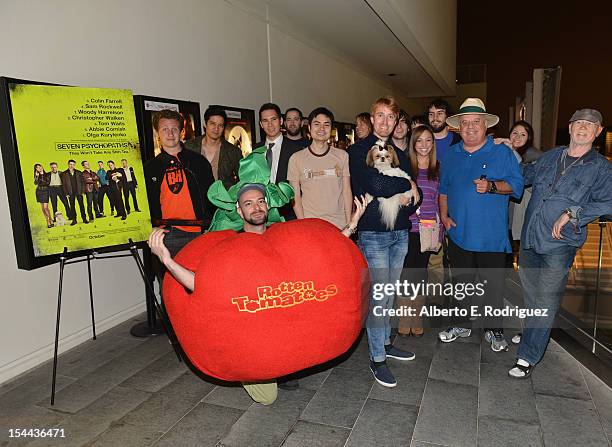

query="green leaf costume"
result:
[207,145,295,232]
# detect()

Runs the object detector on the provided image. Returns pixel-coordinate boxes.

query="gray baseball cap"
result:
[237,183,265,201]
[569,108,603,124]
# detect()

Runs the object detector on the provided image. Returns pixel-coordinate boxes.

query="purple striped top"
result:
[410,168,441,233]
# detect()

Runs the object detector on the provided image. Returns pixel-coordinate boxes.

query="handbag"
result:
[418,212,442,253]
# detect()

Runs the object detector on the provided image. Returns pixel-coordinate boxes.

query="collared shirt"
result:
[521,146,612,252]
[49,172,62,186]
[266,134,283,183]
[440,136,524,253]
[124,167,133,182]
[97,168,108,185]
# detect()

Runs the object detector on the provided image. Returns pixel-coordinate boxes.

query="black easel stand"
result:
[51,247,97,405]
[50,242,182,405]
[129,247,165,337]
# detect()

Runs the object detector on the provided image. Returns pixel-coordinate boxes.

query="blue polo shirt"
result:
[440,136,523,253]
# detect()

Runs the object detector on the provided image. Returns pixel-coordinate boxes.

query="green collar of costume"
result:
[207,145,294,231]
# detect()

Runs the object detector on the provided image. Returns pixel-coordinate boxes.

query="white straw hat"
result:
[446,98,499,128]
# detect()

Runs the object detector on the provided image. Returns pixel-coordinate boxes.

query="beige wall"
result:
[0,0,420,383]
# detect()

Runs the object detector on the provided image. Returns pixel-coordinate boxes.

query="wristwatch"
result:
[563,208,573,219]
[488,181,498,194]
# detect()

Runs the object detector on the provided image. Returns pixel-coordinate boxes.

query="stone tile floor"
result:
[1,313,611,447]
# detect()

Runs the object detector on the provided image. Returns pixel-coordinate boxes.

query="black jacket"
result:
[255,136,303,184]
[60,169,85,196]
[255,136,303,220]
[348,134,420,231]
[184,136,242,189]
[124,166,138,186]
[144,144,215,229]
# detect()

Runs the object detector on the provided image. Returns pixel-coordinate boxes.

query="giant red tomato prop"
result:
[163,218,369,382]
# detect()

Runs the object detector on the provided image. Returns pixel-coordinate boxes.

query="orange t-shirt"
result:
[160,162,200,233]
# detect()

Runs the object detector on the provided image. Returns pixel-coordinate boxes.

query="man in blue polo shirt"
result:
[438,98,523,351]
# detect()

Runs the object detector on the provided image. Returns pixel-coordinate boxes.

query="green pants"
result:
[242,380,277,405]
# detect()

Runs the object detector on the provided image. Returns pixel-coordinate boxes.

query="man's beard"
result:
[244,212,268,226]
[286,127,301,137]
[430,120,447,133]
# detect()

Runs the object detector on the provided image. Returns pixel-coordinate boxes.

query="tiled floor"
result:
[1,313,611,447]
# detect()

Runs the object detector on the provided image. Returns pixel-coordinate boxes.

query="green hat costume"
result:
[207,145,295,232]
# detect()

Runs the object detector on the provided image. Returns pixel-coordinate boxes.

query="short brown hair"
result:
[370,96,400,117]
[152,109,184,132]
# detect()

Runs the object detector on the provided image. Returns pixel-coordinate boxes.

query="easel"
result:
[50,239,182,405]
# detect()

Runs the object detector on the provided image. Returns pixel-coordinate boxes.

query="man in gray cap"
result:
[509,108,612,378]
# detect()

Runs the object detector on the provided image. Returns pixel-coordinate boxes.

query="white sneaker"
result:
[438,327,471,343]
[484,330,509,352]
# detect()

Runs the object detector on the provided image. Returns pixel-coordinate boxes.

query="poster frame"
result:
[210,104,257,155]
[133,95,201,163]
[0,77,149,270]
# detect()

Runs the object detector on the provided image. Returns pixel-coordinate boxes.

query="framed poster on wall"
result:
[133,95,201,162]
[210,105,256,157]
[0,77,152,270]
[332,122,355,150]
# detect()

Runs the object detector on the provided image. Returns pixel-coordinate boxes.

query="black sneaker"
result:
[385,345,415,361]
[370,361,397,387]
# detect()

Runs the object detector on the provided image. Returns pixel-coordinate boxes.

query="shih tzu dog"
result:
[365,140,416,229]
[54,211,68,227]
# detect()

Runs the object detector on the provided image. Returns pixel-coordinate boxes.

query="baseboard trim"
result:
[0,302,146,385]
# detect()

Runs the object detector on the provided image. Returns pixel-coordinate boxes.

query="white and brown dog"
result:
[54,211,68,227]
[365,140,416,229]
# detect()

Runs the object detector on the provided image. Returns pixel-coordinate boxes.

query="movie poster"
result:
[8,84,151,258]
[212,105,256,157]
[133,95,201,162]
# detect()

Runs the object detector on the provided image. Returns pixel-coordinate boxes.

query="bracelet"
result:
[564,208,573,219]
[343,225,356,235]
[488,181,498,194]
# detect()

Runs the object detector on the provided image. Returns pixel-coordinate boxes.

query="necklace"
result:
[308,144,330,157]
[560,148,587,176]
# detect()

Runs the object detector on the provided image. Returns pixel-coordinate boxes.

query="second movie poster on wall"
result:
[211,105,256,157]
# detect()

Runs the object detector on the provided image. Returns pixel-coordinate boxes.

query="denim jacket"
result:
[521,146,612,253]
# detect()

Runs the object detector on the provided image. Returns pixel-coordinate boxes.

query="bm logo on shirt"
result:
[165,166,184,194]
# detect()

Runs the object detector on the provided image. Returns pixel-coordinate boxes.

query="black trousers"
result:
[97,185,114,214]
[446,238,506,330]
[67,194,87,222]
[109,185,126,218]
[85,191,101,219]
[403,232,432,283]
[49,186,69,216]
[123,181,139,213]
[151,227,202,289]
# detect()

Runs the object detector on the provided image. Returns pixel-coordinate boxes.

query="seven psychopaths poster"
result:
[9,84,151,257]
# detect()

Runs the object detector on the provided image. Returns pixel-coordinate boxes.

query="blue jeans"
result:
[358,230,409,362]
[517,245,577,365]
